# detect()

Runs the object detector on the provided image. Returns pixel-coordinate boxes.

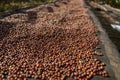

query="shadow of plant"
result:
[27,11,37,24]
[0,21,15,41]
[47,6,54,12]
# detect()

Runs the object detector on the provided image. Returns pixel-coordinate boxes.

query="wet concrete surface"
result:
[84,1,120,80]
[86,1,120,52]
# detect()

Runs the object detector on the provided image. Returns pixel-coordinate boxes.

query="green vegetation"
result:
[116,0,120,4]
[0,0,53,14]
[94,0,120,8]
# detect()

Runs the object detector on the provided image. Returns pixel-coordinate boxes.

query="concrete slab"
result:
[84,1,120,80]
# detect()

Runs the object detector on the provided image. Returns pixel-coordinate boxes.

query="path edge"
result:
[83,1,120,80]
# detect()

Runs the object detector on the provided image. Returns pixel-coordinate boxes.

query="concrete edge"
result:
[83,2,120,80]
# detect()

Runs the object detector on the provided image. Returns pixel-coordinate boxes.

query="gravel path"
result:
[0,0,113,80]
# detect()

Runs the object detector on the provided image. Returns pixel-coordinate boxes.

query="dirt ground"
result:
[0,0,120,80]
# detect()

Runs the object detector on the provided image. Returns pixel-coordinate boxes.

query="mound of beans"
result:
[0,0,108,80]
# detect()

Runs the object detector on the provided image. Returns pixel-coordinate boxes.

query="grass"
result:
[0,0,54,15]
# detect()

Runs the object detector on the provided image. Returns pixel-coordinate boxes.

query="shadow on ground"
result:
[0,21,15,41]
